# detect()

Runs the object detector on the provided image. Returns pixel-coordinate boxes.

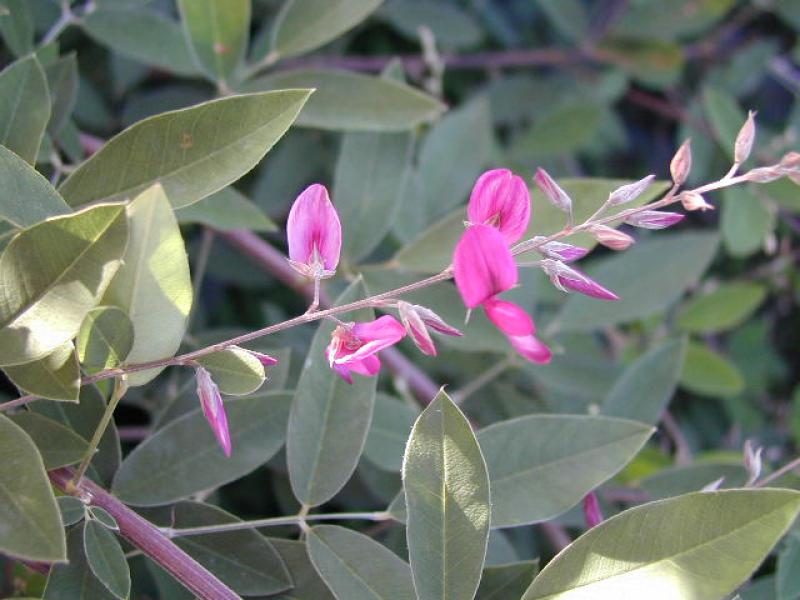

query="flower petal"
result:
[351,315,406,344]
[507,334,552,364]
[453,224,518,308]
[467,169,531,244]
[286,183,342,270]
[348,354,381,377]
[196,367,231,457]
[483,297,534,336]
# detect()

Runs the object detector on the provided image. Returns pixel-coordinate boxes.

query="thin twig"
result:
[450,357,513,405]
[754,455,800,488]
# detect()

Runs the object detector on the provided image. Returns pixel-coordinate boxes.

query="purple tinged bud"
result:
[398,301,437,356]
[533,237,589,262]
[607,174,656,207]
[583,492,603,528]
[534,168,572,214]
[734,111,756,165]
[746,166,782,183]
[589,225,634,251]
[248,350,279,366]
[540,259,620,301]
[680,191,713,212]
[671,139,692,186]
[624,210,685,230]
[195,367,231,457]
[414,305,463,337]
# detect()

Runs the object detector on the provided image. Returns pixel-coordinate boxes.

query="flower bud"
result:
[588,224,634,251]
[701,477,725,492]
[745,166,782,183]
[734,111,756,165]
[780,151,800,171]
[533,237,589,262]
[670,139,692,186]
[583,492,603,528]
[247,350,279,366]
[625,210,684,230]
[195,367,231,457]
[534,168,572,214]
[607,174,656,207]
[540,259,619,300]
[467,169,531,244]
[286,184,342,279]
[680,191,714,212]
[414,305,463,337]
[743,439,763,487]
[398,301,437,356]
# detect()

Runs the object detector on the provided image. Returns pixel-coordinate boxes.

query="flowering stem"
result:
[754,455,800,488]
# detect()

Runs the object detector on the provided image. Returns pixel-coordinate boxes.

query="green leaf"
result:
[178,0,250,82]
[167,502,292,595]
[611,0,735,41]
[88,507,118,531]
[721,186,772,258]
[8,412,88,469]
[555,232,720,332]
[703,86,746,160]
[57,496,86,527]
[44,53,78,136]
[59,90,313,209]
[477,414,652,527]
[44,526,116,600]
[196,347,265,396]
[677,282,767,334]
[76,306,134,374]
[307,525,415,600]
[536,0,589,41]
[0,203,129,366]
[270,538,336,600]
[0,144,70,228]
[83,520,130,600]
[112,392,291,505]
[511,103,607,160]
[521,489,800,600]
[403,390,490,600]
[602,337,687,425]
[271,0,383,59]
[363,394,418,472]
[81,6,199,76]
[4,341,80,401]
[777,533,800,600]
[334,128,413,262]
[639,463,747,499]
[287,279,377,506]
[681,341,745,398]
[598,38,684,89]
[477,561,540,600]
[0,0,34,57]
[175,186,277,231]
[0,414,66,562]
[99,185,191,385]
[378,0,482,49]
[247,70,445,131]
[0,54,50,163]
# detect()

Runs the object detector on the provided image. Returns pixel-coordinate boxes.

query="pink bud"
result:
[541,259,619,300]
[583,492,603,528]
[483,297,534,336]
[453,224,518,309]
[670,139,692,186]
[286,184,342,278]
[607,175,656,207]
[507,334,551,364]
[195,367,231,457]
[680,191,713,212]
[246,350,279,366]
[534,237,589,262]
[414,305,463,337]
[534,168,572,214]
[746,166,782,183]
[326,316,406,383]
[398,302,437,356]
[780,151,800,171]
[734,111,756,165]
[624,210,684,230]
[588,225,634,251]
[467,169,531,244]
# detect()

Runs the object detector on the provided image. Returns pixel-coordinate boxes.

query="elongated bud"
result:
[588,224,634,250]
[780,151,800,172]
[533,237,589,262]
[745,166,782,183]
[286,184,342,279]
[670,139,692,186]
[607,174,656,207]
[247,350,279,366]
[734,111,756,165]
[414,305,463,337]
[583,492,603,528]
[743,439,763,487]
[467,169,531,244]
[540,259,619,300]
[680,191,713,212]
[398,301,437,356]
[534,168,572,214]
[195,367,231,457]
[625,210,684,230]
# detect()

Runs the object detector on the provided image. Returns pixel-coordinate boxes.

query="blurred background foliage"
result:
[1,0,800,597]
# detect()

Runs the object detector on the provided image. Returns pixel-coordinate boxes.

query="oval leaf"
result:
[112,392,291,505]
[83,520,131,600]
[680,341,745,398]
[9,412,88,469]
[477,414,653,527]
[287,279,377,506]
[57,496,86,527]
[477,561,540,600]
[0,144,70,228]
[77,306,134,374]
[270,538,336,600]
[0,414,66,562]
[178,0,249,82]
[677,282,767,334]
[0,203,129,366]
[403,390,491,600]
[99,185,190,385]
[307,525,415,600]
[0,54,50,163]
[175,186,276,232]
[4,341,80,401]
[196,347,265,396]
[43,526,116,600]
[522,489,800,600]
[59,89,313,209]
[363,393,418,472]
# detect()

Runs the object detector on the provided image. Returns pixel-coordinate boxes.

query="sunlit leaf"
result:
[4,342,80,401]
[196,346,265,396]
[77,306,134,374]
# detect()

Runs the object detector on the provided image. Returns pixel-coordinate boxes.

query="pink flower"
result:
[453,225,551,364]
[467,169,531,244]
[195,367,231,457]
[541,259,619,301]
[326,316,406,383]
[533,237,589,262]
[398,302,462,357]
[534,168,572,214]
[624,210,684,230]
[286,184,342,278]
[583,492,603,528]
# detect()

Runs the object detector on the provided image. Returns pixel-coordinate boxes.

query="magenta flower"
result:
[398,302,462,357]
[286,184,342,278]
[467,169,531,244]
[195,367,231,457]
[540,259,619,300]
[453,225,551,364]
[624,210,684,230]
[583,492,604,528]
[534,168,572,214]
[533,237,589,263]
[326,316,406,383]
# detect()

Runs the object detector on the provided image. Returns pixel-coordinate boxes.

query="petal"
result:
[409,320,437,356]
[558,269,619,301]
[196,368,232,457]
[332,362,354,384]
[483,297,534,336]
[349,354,381,377]
[467,169,531,244]
[286,184,342,270]
[536,239,590,263]
[453,224,518,308]
[352,315,406,344]
[507,334,552,364]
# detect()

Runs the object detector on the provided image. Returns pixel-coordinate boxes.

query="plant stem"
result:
[72,377,127,485]
[450,357,513,405]
[49,468,239,600]
[755,455,800,488]
[164,511,393,538]
[39,1,74,47]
